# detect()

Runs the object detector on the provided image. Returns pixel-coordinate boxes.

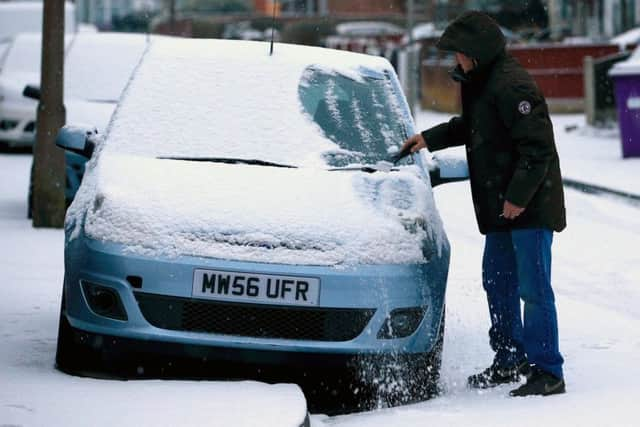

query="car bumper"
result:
[0,102,36,146]
[63,234,449,357]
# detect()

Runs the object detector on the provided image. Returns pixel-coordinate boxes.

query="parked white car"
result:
[0,32,149,147]
[0,1,76,41]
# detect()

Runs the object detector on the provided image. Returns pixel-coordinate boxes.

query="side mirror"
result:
[22,85,41,100]
[428,151,469,187]
[55,125,98,159]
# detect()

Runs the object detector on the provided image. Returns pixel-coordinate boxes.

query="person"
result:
[400,11,566,397]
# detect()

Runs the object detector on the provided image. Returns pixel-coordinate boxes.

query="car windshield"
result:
[299,66,409,167]
[101,39,411,170]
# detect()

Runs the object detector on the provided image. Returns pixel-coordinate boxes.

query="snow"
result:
[3,103,640,424]
[65,33,150,102]
[408,23,442,41]
[64,38,443,266]
[609,45,640,75]
[1,33,48,76]
[104,38,391,168]
[335,22,404,37]
[415,109,640,196]
[0,32,147,102]
[611,27,640,48]
[0,1,76,40]
[75,153,442,266]
[0,154,308,426]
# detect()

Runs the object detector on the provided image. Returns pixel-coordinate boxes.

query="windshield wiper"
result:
[328,161,398,173]
[158,156,297,169]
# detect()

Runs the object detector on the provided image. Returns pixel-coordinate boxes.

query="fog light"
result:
[377,307,425,339]
[81,281,128,321]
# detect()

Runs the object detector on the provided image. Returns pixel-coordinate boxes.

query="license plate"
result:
[192,269,320,307]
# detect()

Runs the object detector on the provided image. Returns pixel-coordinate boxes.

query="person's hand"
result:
[400,133,427,155]
[502,200,525,220]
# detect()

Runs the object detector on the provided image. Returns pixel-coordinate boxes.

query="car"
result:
[54,38,467,408]
[13,32,150,216]
[0,1,76,41]
[0,32,148,148]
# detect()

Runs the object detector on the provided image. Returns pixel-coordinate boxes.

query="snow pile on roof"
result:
[611,27,640,47]
[103,38,394,168]
[610,45,640,76]
[77,154,445,266]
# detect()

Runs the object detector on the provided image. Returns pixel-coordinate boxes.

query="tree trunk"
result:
[32,0,66,228]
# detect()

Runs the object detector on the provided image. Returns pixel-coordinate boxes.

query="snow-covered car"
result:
[12,32,149,216]
[0,1,76,41]
[0,32,147,148]
[55,38,467,404]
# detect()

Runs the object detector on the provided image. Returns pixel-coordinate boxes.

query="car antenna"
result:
[269,0,277,56]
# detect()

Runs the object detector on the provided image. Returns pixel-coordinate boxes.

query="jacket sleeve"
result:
[498,84,556,208]
[420,116,468,152]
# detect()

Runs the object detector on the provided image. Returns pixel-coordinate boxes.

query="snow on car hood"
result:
[76,154,445,266]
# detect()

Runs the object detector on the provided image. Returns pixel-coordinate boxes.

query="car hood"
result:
[74,154,446,266]
[0,71,39,104]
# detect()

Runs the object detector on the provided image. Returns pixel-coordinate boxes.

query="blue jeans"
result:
[482,229,564,379]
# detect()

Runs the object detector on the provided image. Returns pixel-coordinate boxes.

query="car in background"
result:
[0,1,76,41]
[55,38,468,409]
[11,32,150,216]
[0,32,148,148]
[0,33,71,146]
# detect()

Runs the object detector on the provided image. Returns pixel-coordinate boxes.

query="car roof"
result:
[168,38,392,69]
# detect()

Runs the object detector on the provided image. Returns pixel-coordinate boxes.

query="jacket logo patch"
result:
[518,101,532,115]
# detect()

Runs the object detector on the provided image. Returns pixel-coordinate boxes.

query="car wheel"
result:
[407,309,445,400]
[55,293,101,375]
[352,308,446,410]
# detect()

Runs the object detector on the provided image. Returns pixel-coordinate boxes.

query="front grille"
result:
[135,292,375,342]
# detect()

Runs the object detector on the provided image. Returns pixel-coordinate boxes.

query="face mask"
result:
[449,64,469,83]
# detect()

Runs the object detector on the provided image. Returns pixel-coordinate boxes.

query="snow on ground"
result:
[309,112,640,426]
[415,109,640,196]
[0,154,308,427]
[2,109,640,426]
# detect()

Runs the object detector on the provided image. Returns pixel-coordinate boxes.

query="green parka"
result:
[423,11,566,234]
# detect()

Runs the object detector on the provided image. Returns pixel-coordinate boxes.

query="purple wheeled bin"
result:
[610,49,640,158]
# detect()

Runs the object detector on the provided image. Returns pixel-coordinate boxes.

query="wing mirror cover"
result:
[427,151,469,187]
[55,125,98,159]
[22,85,41,100]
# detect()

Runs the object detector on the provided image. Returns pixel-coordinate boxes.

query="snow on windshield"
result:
[65,33,149,102]
[101,38,397,168]
[298,65,408,166]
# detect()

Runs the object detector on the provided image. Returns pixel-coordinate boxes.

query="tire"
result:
[55,293,102,375]
[354,308,446,409]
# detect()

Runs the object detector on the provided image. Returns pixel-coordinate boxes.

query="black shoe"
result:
[509,366,565,397]
[468,360,530,389]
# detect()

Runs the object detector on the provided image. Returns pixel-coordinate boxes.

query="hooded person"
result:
[399,11,567,397]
